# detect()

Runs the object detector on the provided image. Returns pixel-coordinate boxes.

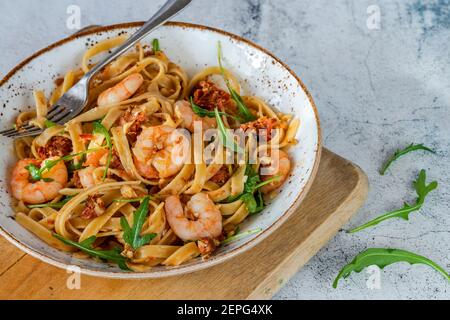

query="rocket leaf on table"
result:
[348,169,437,233]
[333,248,450,288]
[380,143,435,175]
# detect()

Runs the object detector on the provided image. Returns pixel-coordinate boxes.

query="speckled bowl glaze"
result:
[0,22,321,279]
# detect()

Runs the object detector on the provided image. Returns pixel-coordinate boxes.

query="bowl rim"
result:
[0,21,322,279]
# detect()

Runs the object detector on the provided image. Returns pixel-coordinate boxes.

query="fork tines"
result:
[0,103,72,138]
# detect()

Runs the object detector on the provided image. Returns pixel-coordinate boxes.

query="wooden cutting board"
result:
[0,149,368,300]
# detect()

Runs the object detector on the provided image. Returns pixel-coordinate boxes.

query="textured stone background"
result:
[0,0,448,299]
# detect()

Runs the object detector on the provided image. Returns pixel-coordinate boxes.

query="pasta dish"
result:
[9,36,299,271]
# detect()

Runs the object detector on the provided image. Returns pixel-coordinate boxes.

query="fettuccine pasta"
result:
[8,37,299,271]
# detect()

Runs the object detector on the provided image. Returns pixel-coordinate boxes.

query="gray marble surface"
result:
[0,0,448,300]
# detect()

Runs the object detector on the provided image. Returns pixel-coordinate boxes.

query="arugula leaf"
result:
[24,163,55,182]
[79,236,97,248]
[53,234,129,270]
[244,163,280,192]
[252,189,266,215]
[152,38,160,53]
[225,167,259,203]
[221,165,261,203]
[68,157,85,173]
[229,89,256,123]
[349,170,437,233]
[93,121,113,181]
[225,165,279,214]
[25,148,103,182]
[240,193,257,213]
[243,165,280,194]
[333,248,450,288]
[222,228,263,245]
[217,42,256,123]
[120,196,156,250]
[44,119,57,128]
[114,197,149,203]
[243,165,261,193]
[190,97,215,118]
[214,108,244,154]
[27,196,73,209]
[240,179,279,215]
[25,164,42,182]
[380,143,435,175]
[190,97,241,122]
[254,176,281,190]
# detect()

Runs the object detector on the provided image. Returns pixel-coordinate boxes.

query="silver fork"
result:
[1,0,192,139]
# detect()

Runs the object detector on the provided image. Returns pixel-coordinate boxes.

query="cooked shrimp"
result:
[132,126,190,179]
[76,166,96,189]
[165,193,222,241]
[260,149,291,194]
[97,73,144,106]
[11,158,68,204]
[84,149,109,167]
[174,100,217,133]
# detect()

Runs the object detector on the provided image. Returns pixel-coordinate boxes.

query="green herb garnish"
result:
[93,121,113,181]
[226,165,280,215]
[349,170,437,233]
[243,176,279,216]
[214,108,244,154]
[333,248,450,288]
[253,189,266,215]
[239,193,258,213]
[44,119,57,128]
[190,97,241,122]
[114,197,150,203]
[68,157,85,173]
[243,165,262,194]
[218,42,256,123]
[27,196,73,209]
[25,163,44,182]
[53,234,129,270]
[152,38,160,53]
[222,228,263,245]
[380,143,435,175]
[120,196,156,250]
[245,165,281,193]
[228,87,256,123]
[25,148,102,182]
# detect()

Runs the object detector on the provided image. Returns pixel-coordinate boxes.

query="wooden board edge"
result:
[0,235,26,275]
[0,151,370,300]
[247,158,369,299]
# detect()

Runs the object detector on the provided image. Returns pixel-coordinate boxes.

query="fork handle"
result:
[85,0,192,79]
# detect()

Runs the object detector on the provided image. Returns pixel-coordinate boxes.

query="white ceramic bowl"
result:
[0,22,321,279]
